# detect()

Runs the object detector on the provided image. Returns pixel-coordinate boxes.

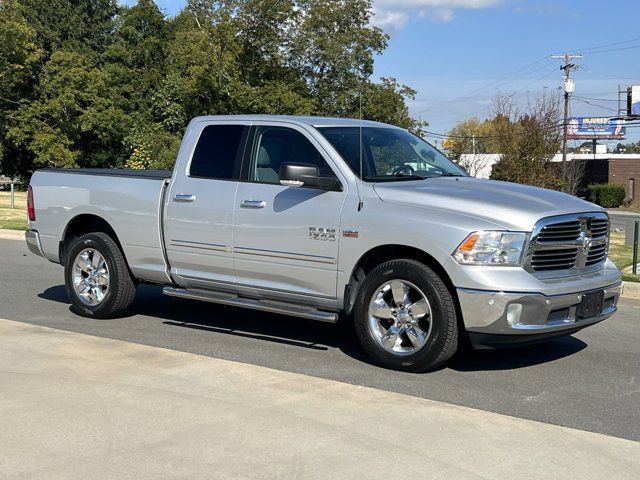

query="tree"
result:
[0,0,42,178]
[0,0,425,178]
[19,0,119,56]
[446,118,500,177]
[352,78,425,134]
[615,141,640,154]
[489,92,562,189]
[6,51,128,169]
[288,0,388,116]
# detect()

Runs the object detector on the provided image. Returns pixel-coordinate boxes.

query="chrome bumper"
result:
[458,283,620,347]
[25,230,45,258]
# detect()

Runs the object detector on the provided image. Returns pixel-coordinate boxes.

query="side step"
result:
[162,287,338,323]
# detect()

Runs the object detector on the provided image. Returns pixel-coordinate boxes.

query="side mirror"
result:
[279,163,342,191]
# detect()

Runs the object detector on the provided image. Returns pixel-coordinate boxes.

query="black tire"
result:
[353,259,458,372]
[64,232,137,319]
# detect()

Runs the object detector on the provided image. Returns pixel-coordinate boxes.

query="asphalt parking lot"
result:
[1,237,639,441]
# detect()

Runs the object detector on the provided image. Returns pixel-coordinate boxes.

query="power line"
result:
[576,37,640,53]
[573,96,619,102]
[573,97,619,113]
[585,70,640,80]
[412,57,550,115]
[586,43,640,55]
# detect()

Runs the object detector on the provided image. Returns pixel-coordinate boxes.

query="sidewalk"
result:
[0,228,25,241]
[1,318,639,479]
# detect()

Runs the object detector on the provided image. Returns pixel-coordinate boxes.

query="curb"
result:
[621,281,640,299]
[0,228,26,241]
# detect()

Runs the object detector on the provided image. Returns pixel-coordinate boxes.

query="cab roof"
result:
[190,115,399,129]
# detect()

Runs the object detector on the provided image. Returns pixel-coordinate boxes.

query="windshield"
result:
[318,126,466,181]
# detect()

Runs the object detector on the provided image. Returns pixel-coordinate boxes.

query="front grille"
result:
[531,248,579,271]
[586,242,607,266]
[589,218,609,239]
[525,213,609,274]
[537,220,581,242]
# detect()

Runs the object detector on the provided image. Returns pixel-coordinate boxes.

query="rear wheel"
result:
[353,259,458,372]
[64,232,136,319]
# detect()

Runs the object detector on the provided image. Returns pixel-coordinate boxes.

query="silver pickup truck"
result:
[26,115,622,371]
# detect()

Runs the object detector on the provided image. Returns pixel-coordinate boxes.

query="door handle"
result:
[173,194,196,203]
[241,200,266,209]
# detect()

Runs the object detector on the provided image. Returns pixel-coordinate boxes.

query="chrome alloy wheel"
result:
[72,248,109,306]
[368,279,432,355]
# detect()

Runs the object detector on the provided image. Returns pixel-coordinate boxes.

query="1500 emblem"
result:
[309,227,336,241]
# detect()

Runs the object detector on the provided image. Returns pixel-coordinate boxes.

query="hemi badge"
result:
[343,230,359,238]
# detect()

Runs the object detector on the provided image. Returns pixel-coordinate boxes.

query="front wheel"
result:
[64,232,137,319]
[353,259,459,372]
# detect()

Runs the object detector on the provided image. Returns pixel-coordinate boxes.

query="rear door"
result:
[164,120,249,288]
[233,122,348,300]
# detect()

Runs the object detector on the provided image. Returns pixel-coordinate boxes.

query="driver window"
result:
[251,127,333,184]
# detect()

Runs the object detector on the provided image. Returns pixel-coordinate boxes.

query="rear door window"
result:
[189,125,247,180]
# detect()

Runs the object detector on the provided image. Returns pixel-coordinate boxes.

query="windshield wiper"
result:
[392,173,428,180]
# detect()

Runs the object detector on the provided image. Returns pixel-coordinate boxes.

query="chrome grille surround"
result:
[524,212,609,276]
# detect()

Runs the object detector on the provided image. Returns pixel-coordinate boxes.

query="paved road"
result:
[608,209,640,230]
[2,238,639,441]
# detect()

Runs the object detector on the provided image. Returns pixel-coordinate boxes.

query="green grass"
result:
[0,191,28,231]
[609,231,640,283]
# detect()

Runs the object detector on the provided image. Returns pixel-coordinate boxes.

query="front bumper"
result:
[25,230,45,258]
[458,282,620,349]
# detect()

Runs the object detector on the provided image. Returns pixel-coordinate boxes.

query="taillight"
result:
[27,185,35,222]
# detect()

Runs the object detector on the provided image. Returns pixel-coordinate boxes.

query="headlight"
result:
[453,231,527,266]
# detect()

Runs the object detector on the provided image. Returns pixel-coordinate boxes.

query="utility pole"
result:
[550,53,582,187]
[618,84,622,116]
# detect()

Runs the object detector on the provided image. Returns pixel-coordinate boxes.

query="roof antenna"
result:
[357,87,364,212]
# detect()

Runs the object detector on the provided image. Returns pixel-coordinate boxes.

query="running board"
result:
[162,287,338,323]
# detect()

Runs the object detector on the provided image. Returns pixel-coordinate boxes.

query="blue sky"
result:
[121,0,640,144]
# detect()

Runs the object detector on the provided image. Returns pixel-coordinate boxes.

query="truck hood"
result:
[373,177,603,231]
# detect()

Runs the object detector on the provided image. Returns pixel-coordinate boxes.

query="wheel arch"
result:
[60,214,125,266]
[343,244,459,317]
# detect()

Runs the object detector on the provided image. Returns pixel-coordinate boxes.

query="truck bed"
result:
[29,168,172,284]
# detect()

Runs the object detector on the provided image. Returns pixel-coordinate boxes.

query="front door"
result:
[233,123,347,299]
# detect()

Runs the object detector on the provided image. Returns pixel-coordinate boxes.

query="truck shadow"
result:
[38,283,588,372]
[448,337,587,372]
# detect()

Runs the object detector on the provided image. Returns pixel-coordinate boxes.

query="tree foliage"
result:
[447,92,562,188]
[490,92,562,188]
[0,0,423,179]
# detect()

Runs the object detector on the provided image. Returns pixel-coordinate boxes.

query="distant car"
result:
[25,115,622,372]
[0,176,13,190]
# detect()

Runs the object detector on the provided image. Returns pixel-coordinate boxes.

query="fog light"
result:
[507,304,523,326]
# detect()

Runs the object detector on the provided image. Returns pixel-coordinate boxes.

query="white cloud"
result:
[373,0,501,29]
[419,8,454,22]
[372,10,411,29]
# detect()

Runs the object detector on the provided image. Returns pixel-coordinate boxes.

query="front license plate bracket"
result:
[576,290,604,320]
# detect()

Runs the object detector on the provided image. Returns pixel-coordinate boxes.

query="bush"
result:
[588,183,626,208]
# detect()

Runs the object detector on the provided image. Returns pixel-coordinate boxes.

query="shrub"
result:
[588,183,626,208]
